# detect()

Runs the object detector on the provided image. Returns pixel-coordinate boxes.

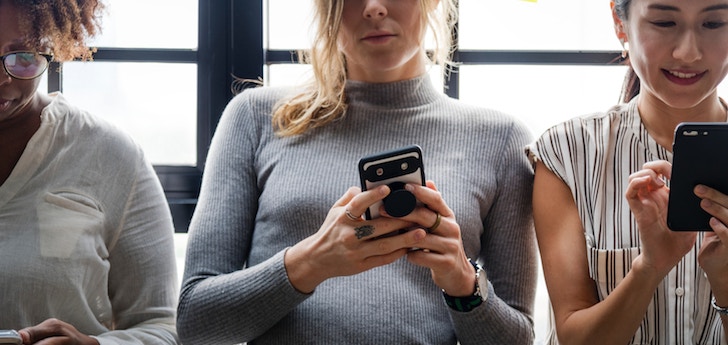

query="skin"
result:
[0,0,51,186]
[535,1,728,343]
[285,0,476,298]
[0,2,97,344]
[337,0,429,83]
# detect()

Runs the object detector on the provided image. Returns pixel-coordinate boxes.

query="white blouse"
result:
[528,98,726,345]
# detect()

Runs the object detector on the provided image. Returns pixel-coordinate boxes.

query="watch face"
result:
[475,267,488,298]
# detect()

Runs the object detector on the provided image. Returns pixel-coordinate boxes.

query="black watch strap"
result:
[442,259,483,312]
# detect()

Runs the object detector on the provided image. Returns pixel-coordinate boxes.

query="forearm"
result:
[178,250,310,344]
[556,255,664,345]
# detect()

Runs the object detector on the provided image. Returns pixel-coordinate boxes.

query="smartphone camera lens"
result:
[383,181,416,217]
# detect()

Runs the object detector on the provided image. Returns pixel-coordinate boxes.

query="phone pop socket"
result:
[384,182,417,217]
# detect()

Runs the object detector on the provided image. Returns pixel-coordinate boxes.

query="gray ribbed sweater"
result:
[178,75,537,345]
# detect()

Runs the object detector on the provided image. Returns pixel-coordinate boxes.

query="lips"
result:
[663,69,706,86]
[362,30,396,42]
[0,98,11,112]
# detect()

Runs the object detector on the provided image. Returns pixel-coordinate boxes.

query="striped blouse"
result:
[527,98,726,345]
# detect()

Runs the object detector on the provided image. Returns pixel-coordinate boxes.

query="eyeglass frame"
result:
[0,51,53,80]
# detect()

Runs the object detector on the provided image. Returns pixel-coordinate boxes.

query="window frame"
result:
[45,0,621,232]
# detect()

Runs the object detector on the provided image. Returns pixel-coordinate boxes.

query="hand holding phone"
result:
[358,145,426,220]
[667,122,728,231]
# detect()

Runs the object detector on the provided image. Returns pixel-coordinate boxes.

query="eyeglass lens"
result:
[4,53,48,79]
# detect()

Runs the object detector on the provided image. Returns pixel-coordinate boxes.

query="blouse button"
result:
[675,287,685,297]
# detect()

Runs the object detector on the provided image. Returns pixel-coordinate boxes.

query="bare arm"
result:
[533,161,686,345]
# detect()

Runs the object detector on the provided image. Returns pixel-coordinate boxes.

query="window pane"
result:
[61,62,197,166]
[267,0,314,50]
[89,0,198,49]
[458,65,629,138]
[459,0,621,51]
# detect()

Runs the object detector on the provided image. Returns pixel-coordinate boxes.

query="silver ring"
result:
[345,208,361,221]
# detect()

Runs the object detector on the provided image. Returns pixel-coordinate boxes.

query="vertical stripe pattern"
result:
[528,98,726,345]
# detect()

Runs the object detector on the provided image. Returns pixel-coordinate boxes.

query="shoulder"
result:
[44,93,146,164]
[527,102,631,168]
[226,85,295,116]
[538,102,629,146]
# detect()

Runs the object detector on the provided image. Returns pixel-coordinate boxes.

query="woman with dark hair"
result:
[529,0,728,343]
[0,1,179,344]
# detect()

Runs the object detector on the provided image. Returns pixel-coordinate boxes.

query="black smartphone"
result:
[667,122,728,231]
[358,145,426,220]
[0,330,21,345]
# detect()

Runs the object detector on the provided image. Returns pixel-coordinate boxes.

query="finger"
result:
[360,227,427,253]
[349,216,415,241]
[404,183,453,217]
[345,185,390,220]
[701,198,728,227]
[20,318,63,344]
[333,186,361,207]
[709,217,728,243]
[642,160,672,180]
[17,329,31,344]
[625,175,652,199]
[695,185,728,207]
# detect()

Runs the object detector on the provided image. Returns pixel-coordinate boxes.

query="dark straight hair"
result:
[613,0,640,103]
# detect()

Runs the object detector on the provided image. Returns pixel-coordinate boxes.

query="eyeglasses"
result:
[1,51,53,80]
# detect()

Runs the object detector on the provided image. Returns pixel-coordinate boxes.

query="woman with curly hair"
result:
[0,1,179,344]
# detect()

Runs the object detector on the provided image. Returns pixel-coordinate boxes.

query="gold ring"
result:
[345,208,361,221]
[428,213,441,232]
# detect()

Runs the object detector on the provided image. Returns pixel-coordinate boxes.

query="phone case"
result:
[667,122,728,231]
[358,145,425,219]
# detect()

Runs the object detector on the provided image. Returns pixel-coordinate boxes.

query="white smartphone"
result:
[358,145,426,220]
[0,330,22,345]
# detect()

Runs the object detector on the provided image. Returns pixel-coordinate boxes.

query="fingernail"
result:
[695,185,707,195]
[405,184,414,192]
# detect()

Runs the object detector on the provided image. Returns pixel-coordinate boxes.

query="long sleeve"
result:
[177,76,537,345]
[97,150,179,345]
[450,118,536,345]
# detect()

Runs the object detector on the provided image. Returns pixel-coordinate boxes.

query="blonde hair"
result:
[272,0,458,137]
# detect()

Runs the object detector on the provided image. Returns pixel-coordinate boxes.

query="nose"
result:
[673,29,702,63]
[363,0,387,19]
[0,65,10,85]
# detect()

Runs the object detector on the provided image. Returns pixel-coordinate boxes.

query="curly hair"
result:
[9,0,105,62]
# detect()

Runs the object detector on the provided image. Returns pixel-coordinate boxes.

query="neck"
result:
[0,93,49,185]
[637,93,727,151]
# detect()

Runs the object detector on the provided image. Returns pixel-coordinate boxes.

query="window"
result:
[46,3,728,342]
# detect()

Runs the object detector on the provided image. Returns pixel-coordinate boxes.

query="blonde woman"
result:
[177,0,536,344]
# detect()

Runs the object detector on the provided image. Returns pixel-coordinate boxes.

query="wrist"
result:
[631,255,668,286]
[284,245,323,294]
[442,259,487,312]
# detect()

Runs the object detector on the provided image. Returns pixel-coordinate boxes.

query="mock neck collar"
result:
[344,74,441,108]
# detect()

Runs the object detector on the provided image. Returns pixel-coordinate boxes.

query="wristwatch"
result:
[443,259,488,312]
